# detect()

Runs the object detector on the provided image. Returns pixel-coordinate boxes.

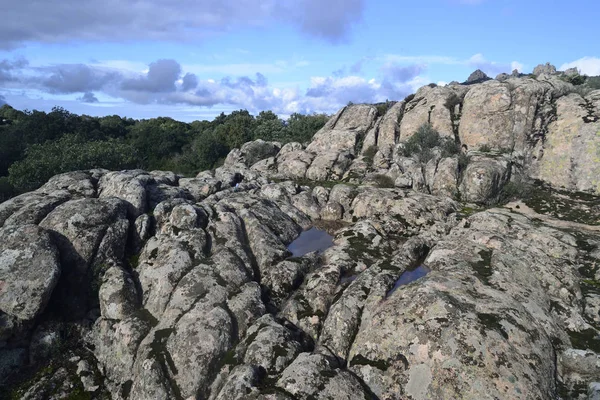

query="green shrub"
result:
[371,174,395,188]
[561,74,587,86]
[375,101,393,117]
[402,124,461,163]
[586,76,600,90]
[479,144,492,153]
[444,93,461,111]
[8,135,139,192]
[363,145,378,165]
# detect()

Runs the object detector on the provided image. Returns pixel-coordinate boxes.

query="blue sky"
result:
[1,0,598,122]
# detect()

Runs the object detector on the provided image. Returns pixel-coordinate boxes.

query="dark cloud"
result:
[181,73,198,91]
[278,0,364,43]
[0,0,364,49]
[220,73,268,89]
[121,59,181,93]
[43,64,120,94]
[0,57,28,82]
[78,92,99,103]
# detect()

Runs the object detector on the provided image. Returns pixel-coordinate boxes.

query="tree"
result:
[213,109,255,149]
[127,117,191,170]
[285,113,328,143]
[8,135,139,192]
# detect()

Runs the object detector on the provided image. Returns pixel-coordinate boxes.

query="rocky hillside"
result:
[1,64,600,399]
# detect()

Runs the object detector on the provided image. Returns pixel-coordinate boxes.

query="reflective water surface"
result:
[287,227,334,257]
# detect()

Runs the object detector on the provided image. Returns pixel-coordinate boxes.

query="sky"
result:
[0,0,599,122]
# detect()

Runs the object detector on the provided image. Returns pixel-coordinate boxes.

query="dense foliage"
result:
[0,104,328,199]
[401,123,460,163]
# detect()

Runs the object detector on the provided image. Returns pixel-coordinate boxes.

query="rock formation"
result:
[2,67,600,399]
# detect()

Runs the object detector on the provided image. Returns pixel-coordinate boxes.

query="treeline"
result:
[0,105,328,200]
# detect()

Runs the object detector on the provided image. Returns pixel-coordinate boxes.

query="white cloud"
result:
[511,61,523,73]
[560,57,600,76]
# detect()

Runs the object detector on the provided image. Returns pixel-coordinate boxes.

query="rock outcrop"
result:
[3,66,600,399]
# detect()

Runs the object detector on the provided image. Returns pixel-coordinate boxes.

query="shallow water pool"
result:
[287,227,334,257]
[386,265,431,297]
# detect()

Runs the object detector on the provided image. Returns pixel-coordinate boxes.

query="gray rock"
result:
[466,69,490,83]
[99,170,151,217]
[459,154,511,204]
[533,62,557,76]
[225,139,281,167]
[37,170,100,198]
[564,67,579,76]
[276,352,371,399]
[40,198,130,318]
[29,322,62,364]
[99,266,139,320]
[0,224,60,321]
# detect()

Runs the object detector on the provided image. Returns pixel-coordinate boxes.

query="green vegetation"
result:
[375,100,393,117]
[362,145,378,165]
[444,93,462,111]
[476,178,532,207]
[0,104,328,199]
[402,123,461,163]
[561,74,587,86]
[370,174,395,188]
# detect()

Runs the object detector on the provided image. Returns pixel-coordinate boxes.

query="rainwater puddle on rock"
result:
[287,227,334,257]
[386,265,431,297]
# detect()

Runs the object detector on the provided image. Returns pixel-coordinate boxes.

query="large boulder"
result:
[306,105,377,154]
[531,93,600,193]
[400,85,467,141]
[225,139,281,167]
[0,224,60,321]
[39,198,130,318]
[459,154,512,203]
[533,62,558,76]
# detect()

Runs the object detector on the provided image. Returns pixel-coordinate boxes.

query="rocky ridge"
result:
[1,64,600,399]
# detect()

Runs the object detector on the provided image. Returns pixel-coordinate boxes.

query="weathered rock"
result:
[99,170,151,217]
[400,85,466,141]
[306,105,377,154]
[40,198,130,318]
[532,93,600,193]
[533,62,557,76]
[179,177,222,201]
[0,191,71,228]
[459,154,512,203]
[429,156,459,198]
[37,170,100,198]
[98,266,139,320]
[276,352,371,399]
[0,224,60,321]
[496,72,510,82]
[225,139,281,167]
[466,69,490,84]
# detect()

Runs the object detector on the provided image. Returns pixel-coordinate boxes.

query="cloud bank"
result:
[560,57,600,76]
[0,56,424,115]
[0,0,365,48]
